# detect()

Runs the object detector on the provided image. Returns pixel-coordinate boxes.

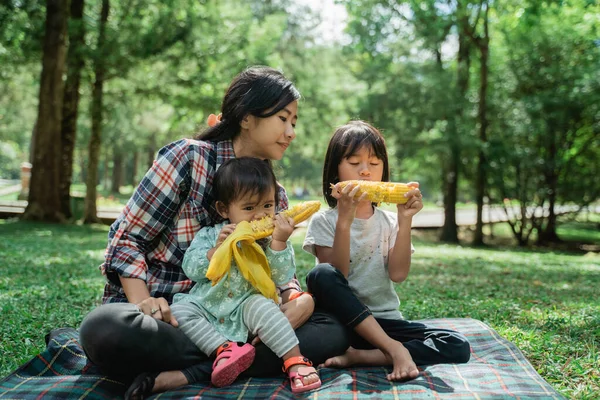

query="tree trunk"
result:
[473,6,490,246]
[23,0,68,223]
[129,150,139,186]
[111,147,123,194]
[102,146,110,191]
[441,15,471,243]
[84,0,109,224]
[59,0,86,219]
[440,147,460,242]
[539,169,560,244]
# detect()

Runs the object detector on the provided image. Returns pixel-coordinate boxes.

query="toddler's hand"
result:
[216,224,236,247]
[272,214,295,243]
[397,182,423,218]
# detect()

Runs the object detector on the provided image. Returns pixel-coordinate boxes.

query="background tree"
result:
[22,0,68,222]
[60,0,86,218]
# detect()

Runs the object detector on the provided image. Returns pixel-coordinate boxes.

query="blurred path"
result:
[1,199,597,227]
[0,184,21,197]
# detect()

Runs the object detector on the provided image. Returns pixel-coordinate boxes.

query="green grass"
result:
[1,220,599,398]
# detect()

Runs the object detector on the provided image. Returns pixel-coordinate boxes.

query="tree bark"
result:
[440,12,471,243]
[111,147,123,194]
[59,0,86,219]
[129,150,139,186]
[84,0,109,224]
[538,136,560,244]
[473,4,490,246]
[23,0,68,223]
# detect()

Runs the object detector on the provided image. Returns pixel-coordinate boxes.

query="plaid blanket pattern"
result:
[0,319,564,399]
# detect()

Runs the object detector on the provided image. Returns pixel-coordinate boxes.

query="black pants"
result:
[306,263,471,366]
[79,302,349,383]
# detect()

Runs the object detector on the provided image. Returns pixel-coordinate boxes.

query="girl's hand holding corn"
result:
[397,182,423,219]
[331,181,368,226]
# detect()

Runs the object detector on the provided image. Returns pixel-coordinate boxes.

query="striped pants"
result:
[171,294,299,358]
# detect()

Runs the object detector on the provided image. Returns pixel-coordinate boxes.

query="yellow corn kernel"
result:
[334,180,412,204]
[250,200,321,239]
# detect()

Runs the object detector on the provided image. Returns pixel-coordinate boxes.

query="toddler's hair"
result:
[322,121,390,208]
[213,157,279,207]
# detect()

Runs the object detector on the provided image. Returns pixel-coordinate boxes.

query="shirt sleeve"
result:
[302,212,335,257]
[265,241,296,286]
[276,183,289,212]
[181,225,218,282]
[101,139,197,281]
[388,214,415,255]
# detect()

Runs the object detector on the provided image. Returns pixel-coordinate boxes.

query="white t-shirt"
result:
[303,207,414,320]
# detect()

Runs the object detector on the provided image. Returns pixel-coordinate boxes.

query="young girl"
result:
[303,121,471,381]
[170,157,321,392]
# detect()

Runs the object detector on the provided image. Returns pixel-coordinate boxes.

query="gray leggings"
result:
[171,294,299,358]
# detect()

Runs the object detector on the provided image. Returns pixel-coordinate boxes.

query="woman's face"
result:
[238,100,298,160]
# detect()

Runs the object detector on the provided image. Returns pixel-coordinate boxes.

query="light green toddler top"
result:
[173,222,296,343]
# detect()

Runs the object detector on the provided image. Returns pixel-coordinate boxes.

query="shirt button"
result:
[228,292,233,298]
[219,318,225,324]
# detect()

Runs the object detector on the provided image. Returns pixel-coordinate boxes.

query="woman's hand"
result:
[332,182,368,225]
[280,293,315,329]
[397,182,423,219]
[136,297,179,327]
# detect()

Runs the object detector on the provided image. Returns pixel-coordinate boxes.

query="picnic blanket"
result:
[0,318,564,399]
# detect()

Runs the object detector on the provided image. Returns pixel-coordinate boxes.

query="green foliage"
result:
[0,0,598,242]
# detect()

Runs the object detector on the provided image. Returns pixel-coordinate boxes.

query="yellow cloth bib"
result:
[205,221,278,302]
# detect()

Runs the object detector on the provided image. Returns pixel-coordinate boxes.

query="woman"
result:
[79,66,348,397]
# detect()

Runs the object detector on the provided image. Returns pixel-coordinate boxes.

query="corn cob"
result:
[250,200,321,239]
[333,180,412,204]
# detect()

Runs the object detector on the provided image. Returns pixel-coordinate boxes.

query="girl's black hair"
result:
[322,121,390,208]
[213,157,279,207]
[196,66,300,142]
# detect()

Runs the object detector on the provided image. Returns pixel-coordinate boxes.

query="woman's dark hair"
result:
[213,157,279,207]
[322,121,390,208]
[196,66,301,142]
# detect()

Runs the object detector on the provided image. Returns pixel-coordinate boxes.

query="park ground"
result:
[0,215,598,398]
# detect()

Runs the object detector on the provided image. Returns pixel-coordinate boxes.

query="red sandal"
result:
[211,342,255,387]
[282,356,322,393]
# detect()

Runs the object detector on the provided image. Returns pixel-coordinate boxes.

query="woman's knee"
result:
[306,263,344,294]
[79,303,138,366]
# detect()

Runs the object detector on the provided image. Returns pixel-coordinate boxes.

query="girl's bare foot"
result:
[321,346,359,368]
[384,342,419,381]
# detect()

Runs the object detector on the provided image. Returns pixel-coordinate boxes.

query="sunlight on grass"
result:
[1,220,598,397]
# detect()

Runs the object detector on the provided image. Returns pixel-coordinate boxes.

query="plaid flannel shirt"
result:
[101,138,300,304]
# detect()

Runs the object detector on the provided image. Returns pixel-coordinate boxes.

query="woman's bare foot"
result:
[383,342,419,381]
[153,370,188,392]
[124,370,188,400]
